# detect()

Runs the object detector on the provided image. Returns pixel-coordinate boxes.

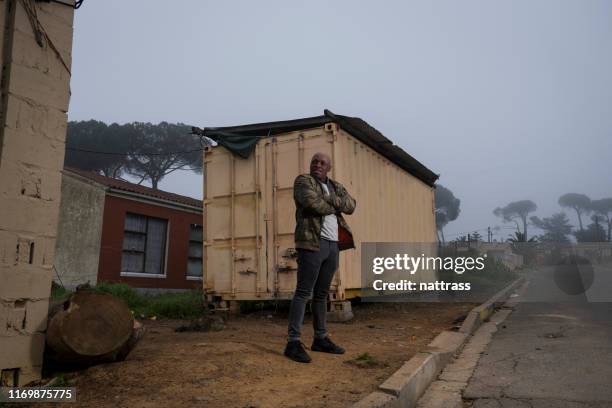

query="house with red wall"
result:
[54,168,203,292]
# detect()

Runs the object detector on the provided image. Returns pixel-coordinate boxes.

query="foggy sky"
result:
[68,0,612,240]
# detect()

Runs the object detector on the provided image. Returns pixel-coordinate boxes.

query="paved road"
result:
[464,266,612,407]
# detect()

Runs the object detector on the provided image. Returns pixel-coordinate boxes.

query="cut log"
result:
[46,290,144,368]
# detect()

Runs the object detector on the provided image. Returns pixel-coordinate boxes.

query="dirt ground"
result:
[37,302,474,408]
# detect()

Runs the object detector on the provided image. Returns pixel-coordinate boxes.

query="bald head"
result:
[310,152,332,182]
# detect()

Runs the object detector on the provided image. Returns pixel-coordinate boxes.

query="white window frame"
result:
[120,214,170,278]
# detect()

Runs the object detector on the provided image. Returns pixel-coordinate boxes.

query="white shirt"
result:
[319,181,339,241]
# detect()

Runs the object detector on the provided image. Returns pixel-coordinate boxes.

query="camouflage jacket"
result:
[293,174,356,251]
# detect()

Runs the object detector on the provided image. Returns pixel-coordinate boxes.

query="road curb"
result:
[458,277,525,334]
[353,276,525,408]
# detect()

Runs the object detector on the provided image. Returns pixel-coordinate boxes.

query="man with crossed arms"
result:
[284,152,356,363]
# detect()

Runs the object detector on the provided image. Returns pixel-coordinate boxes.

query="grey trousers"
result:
[287,239,339,342]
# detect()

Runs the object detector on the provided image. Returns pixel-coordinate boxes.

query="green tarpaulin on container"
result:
[205,131,259,159]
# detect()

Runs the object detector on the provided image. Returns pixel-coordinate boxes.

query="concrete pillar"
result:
[0,0,74,386]
[327,300,354,322]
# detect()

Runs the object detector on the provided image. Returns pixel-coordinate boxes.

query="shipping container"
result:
[201,110,439,305]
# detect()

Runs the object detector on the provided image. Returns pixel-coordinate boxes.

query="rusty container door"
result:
[203,144,266,300]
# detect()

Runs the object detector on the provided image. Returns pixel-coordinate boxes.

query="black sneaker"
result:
[284,340,312,363]
[311,336,345,354]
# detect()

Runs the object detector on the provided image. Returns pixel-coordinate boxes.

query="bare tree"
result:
[493,200,537,240]
[434,185,460,244]
[125,122,205,189]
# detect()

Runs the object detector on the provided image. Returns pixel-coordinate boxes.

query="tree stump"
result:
[46,290,144,368]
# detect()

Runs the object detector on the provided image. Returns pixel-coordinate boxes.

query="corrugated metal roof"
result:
[203,109,439,186]
[64,167,203,209]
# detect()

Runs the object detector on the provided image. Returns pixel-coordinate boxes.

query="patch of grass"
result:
[52,373,68,387]
[144,290,206,320]
[356,352,374,362]
[344,352,388,369]
[93,282,207,320]
[50,282,207,320]
[93,282,142,309]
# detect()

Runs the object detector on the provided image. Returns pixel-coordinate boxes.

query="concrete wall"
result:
[54,172,106,289]
[0,0,74,386]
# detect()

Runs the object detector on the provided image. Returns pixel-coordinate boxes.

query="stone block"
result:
[379,352,442,407]
[0,333,46,369]
[25,299,50,333]
[14,2,74,57]
[0,299,48,336]
[1,126,65,174]
[0,196,60,236]
[0,264,53,301]
[6,300,27,333]
[0,229,57,271]
[0,159,24,198]
[37,0,75,26]
[459,310,480,334]
[3,96,68,143]
[0,160,63,214]
[16,364,42,386]
[0,302,22,336]
[327,300,354,322]
[8,64,71,112]
[425,331,468,365]
[37,235,58,267]
[0,229,19,267]
[11,30,69,82]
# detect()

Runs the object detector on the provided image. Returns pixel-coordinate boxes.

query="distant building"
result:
[472,242,523,270]
[54,168,203,292]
